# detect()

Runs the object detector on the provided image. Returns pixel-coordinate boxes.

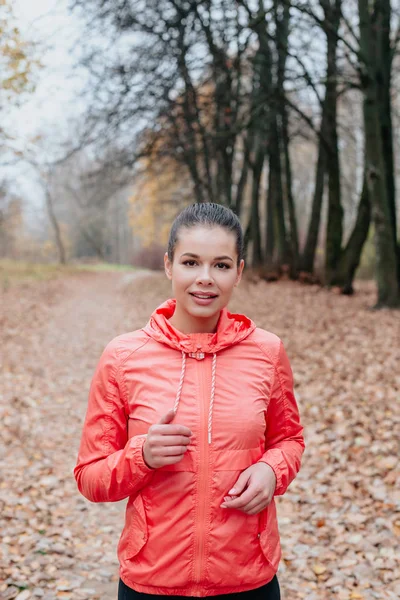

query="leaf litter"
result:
[1,271,399,600]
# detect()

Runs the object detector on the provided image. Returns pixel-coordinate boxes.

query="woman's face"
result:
[164,225,244,333]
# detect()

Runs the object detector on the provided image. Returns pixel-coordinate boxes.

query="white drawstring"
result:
[208,353,217,444]
[173,351,217,444]
[173,351,187,414]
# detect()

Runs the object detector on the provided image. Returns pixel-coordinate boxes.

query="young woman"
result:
[74,203,305,600]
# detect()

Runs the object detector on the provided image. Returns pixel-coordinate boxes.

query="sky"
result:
[4,0,87,227]
[12,0,86,144]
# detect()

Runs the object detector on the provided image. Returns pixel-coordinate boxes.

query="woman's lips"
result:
[190,293,218,306]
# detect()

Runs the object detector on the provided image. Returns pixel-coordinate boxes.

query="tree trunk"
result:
[251,4,275,268]
[235,137,250,218]
[330,176,370,293]
[175,25,208,204]
[268,115,288,266]
[250,140,264,267]
[358,0,399,307]
[266,161,275,266]
[243,215,252,261]
[377,0,399,284]
[79,226,105,260]
[275,0,299,276]
[300,104,328,273]
[323,1,343,286]
[281,105,299,276]
[45,187,66,265]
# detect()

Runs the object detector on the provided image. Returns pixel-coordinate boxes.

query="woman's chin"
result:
[185,301,221,319]
[188,305,217,317]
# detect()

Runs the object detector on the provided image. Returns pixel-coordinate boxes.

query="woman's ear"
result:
[234,259,245,287]
[164,252,173,280]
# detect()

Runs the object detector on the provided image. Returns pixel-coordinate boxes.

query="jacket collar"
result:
[143,298,256,355]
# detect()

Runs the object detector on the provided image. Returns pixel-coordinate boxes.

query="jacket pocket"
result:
[118,493,148,561]
[258,500,281,569]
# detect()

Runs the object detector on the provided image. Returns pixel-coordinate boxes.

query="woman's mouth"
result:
[190,292,219,306]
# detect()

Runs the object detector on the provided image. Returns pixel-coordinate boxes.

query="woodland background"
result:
[1,1,400,600]
[1,0,400,307]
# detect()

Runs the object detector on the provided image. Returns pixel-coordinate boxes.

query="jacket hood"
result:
[143,298,256,355]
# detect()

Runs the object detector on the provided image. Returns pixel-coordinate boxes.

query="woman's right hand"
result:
[142,409,193,469]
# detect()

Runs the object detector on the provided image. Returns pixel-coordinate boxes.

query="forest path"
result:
[1,271,399,600]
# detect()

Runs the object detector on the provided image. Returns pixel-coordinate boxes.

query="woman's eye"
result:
[182,260,230,269]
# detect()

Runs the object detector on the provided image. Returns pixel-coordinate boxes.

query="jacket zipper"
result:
[193,356,210,587]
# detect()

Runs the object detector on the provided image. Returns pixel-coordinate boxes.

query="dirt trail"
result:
[1,272,399,600]
[1,271,157,600]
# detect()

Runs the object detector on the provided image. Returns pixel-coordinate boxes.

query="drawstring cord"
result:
[173,350,217,444]
[208,353,217,444]
[173,351,187,414]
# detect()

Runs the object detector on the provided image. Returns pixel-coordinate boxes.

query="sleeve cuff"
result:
[258,450,286,496]
[128,434,155,476]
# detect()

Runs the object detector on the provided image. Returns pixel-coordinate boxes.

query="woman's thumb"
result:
[158,409,176,425]
[228,472,249,496]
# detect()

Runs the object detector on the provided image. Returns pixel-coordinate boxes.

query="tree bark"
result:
[376,0,399,284]
[330,176,370,293]
[266,160,275,266]
[267,114,288,266]
[243,214,252,261]
[358,0,399,307]
[323,0,343,286]
[275,0,299,276]
[250,139,264,267]
[281,103,298,275]
[234,136,250,218]
[45,186,66,265]
[300,104,328,273]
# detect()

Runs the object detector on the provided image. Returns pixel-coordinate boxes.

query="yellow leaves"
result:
[0,0,37,99]
[349,592,364,599]
[129,155,192,248]
[312,564,327,575]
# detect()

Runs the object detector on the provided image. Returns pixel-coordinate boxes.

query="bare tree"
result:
[68,0,400,306]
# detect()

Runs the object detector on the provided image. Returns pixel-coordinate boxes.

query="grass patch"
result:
[0,259,135,285]
[75,262,135,273]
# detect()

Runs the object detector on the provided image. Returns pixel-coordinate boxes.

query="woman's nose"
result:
[196,268,213,285]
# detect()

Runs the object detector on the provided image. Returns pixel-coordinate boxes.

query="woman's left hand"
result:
[220,463,277,515]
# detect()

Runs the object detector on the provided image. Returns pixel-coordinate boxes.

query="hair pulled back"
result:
[167,203,244,266]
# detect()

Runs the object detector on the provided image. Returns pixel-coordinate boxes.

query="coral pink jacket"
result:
[74,299,305,596]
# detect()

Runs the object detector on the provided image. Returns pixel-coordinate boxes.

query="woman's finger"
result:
[221,485,259,509]
[238,495,266,514]
[156,455,187,466]
[237,492,264,512]
[245,501,267,515]
[155,445,188,457]
[149,434,192,447]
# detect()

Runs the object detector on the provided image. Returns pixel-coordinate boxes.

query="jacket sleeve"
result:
[73,339,154,503]
[258,340,305,496]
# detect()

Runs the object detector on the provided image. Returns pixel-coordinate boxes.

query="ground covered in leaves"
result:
[1,269,399,600]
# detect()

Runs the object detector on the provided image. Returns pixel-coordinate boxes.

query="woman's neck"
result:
[168,304,221,334]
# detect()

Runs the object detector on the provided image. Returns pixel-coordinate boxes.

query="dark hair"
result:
[168,203,244,265]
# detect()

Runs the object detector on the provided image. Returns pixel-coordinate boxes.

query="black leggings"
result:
[118,576,280,600]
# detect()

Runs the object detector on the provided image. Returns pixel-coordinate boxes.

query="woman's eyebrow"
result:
[214,255,234,262]
[180,252,234,262]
